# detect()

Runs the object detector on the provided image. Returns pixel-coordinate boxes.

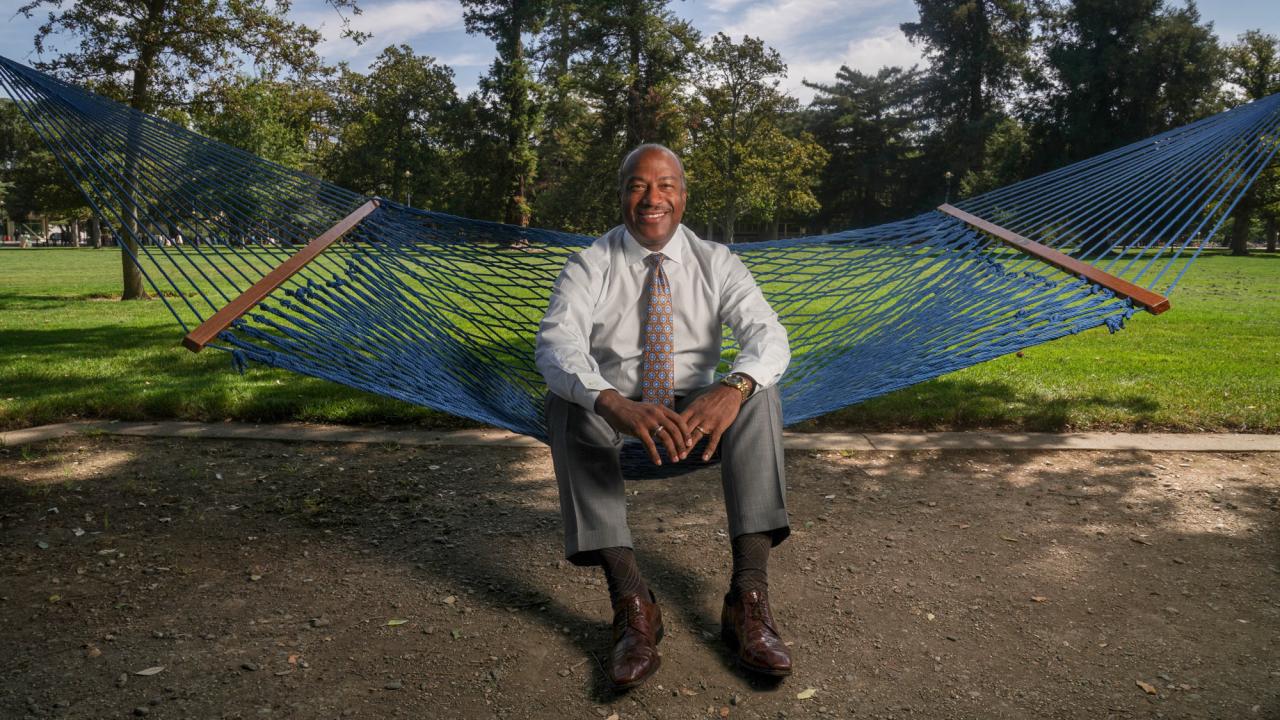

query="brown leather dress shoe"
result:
[609,590,664,690]
[721,589,792,676]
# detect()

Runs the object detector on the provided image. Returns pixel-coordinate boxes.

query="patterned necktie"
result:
[641,253,675,408]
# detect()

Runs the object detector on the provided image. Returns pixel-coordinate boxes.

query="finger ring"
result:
[695,425,709,434]
[652,425,666,438]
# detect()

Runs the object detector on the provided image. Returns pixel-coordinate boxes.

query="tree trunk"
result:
[501,23,532,231]
[625,0,644,148]
[70,217,80,246]
[1229,194,1253,256]
[763,217,778,241]
[118,0,167,299]
[91,215,102,249]
[1266,216,1277,253]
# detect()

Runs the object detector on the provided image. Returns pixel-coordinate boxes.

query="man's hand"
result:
[595,390,693,466]
[680,384,747,461]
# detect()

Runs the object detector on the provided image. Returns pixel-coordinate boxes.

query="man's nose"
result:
[640,185,661,206]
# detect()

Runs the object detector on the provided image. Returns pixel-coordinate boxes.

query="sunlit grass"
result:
[2,246,1277,432]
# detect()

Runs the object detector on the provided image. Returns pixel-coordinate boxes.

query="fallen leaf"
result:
[1130,537,1152,546]
[796,688,817,700]
[386,619,408,626]
[36,541,49,550]
[720,707,730,718]
[47,594,60,603]
[999,536,1020,543]
[606,715,619,720]
[680,687,698,696]
[1031,596,1049,603]
[134,666,165,676]
[1136,680,1157,695]
[450,629,461,640]
[287,654,299,665]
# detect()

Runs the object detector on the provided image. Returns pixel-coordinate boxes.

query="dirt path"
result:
[1,437,1277,719]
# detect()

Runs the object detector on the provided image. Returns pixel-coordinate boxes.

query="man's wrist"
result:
[719,373,755,404]
[593,388,625,415]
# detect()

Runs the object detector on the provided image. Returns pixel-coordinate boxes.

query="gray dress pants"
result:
[546,384,790,565]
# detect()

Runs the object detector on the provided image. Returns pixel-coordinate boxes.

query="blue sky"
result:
[3,0,1277,103]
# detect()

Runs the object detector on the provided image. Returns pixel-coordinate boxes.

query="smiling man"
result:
[535,144,793,689]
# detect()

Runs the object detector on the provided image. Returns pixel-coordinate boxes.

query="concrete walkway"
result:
[3,420,1279,452]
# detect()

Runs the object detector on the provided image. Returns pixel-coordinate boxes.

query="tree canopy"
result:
[11,0,1278,272]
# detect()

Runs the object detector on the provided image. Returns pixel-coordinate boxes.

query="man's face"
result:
[620,149,687,251]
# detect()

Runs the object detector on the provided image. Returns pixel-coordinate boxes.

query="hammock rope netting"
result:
[4,55,1279,445]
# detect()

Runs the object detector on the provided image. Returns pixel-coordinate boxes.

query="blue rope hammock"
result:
[3,55,1278,445]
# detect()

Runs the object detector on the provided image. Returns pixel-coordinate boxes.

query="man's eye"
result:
[629,184,645,192]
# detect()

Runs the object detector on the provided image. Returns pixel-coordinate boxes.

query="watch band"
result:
[720,373,752,403]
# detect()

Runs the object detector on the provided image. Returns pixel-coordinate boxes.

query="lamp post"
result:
[944,171,954,205]
[404,169,412,207]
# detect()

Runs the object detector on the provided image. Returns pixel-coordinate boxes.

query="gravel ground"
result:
[1,436,1277,720]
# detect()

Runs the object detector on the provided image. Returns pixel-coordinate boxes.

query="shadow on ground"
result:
[0,437,1277,719]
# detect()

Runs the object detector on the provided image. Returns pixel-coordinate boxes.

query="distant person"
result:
[536,144,793,690]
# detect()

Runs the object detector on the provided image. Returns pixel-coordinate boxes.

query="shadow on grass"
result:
[803,376,1162,432]
[0,323,467,430]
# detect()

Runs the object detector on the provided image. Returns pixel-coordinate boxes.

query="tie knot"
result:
[647,253,665,267]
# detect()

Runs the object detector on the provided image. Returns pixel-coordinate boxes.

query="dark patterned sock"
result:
[597,546,649,606]
[730,532,771,599]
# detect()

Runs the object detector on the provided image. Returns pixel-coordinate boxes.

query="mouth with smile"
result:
[636,207,670,223]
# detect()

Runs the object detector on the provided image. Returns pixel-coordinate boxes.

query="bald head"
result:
[618,143,686,193]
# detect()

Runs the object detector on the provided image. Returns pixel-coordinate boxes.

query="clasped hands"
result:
[594,384,748,466]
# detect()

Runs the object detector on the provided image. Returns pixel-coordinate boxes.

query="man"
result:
[535,144,793,690]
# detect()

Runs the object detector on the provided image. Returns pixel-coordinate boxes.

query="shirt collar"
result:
[622,225,687,266]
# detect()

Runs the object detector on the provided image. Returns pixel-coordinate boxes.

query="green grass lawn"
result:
[2,247,1278,433]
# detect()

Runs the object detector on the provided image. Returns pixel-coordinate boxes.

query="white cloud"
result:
[721,0,845,45]
[781,27,923,103]
[435,52,490,68]
[719,0,898,45]
[309,0,465,60]
[706,0,754,12]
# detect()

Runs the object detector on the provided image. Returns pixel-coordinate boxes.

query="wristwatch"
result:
[719,373,754,404]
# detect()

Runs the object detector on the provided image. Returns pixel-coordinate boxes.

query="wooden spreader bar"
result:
[938,203,1170,315]
[182,199,380,352]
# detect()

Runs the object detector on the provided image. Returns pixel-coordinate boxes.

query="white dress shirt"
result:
[536,224,791,411]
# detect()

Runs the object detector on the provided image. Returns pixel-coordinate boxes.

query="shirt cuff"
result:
[574,374,617,413]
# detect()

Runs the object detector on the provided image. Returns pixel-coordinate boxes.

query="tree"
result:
[901,0,1031,179]
[0,99,90,239]
[194,75,332,173]
[320,46,463,212]
[20,0,358,297]
[743,125,829,240]
[804,65,931,228]
[1224,30,1280,255]
[1030,0,1223,170]
[533,0,700,233]
[461,0,549,227]
[540,0,699,148]
[686,34,824,242]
